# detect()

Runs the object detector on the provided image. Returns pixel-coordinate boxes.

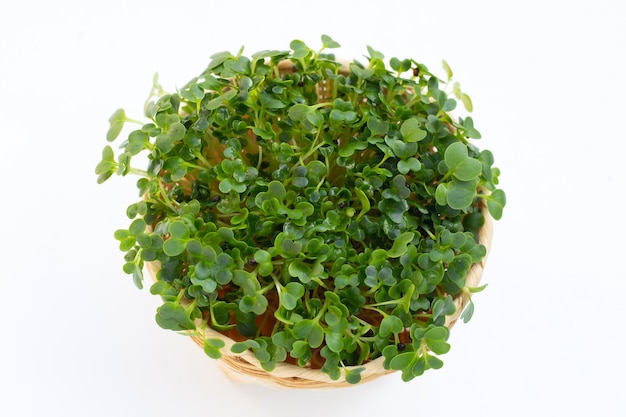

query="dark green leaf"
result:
[344,367,365,384]
[487,189,506,220]
[389,351,415,371]
[423,353,444,370]
[155,302,196,331]
[447,179,478,210]
[445,142,482,181]
[203,338,225,359]
[231,339,261,354]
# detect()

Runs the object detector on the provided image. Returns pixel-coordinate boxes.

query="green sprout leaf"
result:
[95,146,116,183]
[276,233,302,259]
[462,117,481,138]
[288,104,309,121]
[293,319,324,349]
[240,294,268,315]
[387,232,415,258]
[486,189,506,220]
[453,82,474,112]
[203,338,226,359]
[442,60,453,81]
[207,89,237,110]
[321,34,341,49]
[106,109,126,142]
[400,118,427,142]
[155,302,196,331]
[444,142,482,181]
[424,326,450,355]
[367,117,389,136]
[290,39,310,59]
[461,300,475,324]
[397,157,421,175]
[443,179,478,210]
[432,296,456,322]
[379,315,404,338]
[344,367,365,384]
[281,282,305,311]
[231,339,261,354]
[389,352,415,372]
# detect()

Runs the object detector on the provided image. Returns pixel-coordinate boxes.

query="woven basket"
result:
[143,60,495,389]
[145,203,493,389]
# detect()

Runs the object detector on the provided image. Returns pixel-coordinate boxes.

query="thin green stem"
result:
[259,281,276,295]
[256,144,263,172]
[311,277,330,291]
[128,168,149,177]
[125,117,144,125]
[362,305,386,315]
[193,150,212,169]
[375,154,390,169]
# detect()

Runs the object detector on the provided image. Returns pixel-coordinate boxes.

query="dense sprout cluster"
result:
[96,35,505,383]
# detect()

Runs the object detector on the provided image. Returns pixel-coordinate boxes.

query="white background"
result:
[1,1,625,416]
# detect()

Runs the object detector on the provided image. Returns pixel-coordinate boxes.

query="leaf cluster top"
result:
[96,35,505,384]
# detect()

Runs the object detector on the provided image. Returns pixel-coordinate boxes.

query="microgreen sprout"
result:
[97,35,505,384]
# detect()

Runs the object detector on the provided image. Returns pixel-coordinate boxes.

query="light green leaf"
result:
[487,189,506,220]
[387,232,415,258]
[106,108,126,142]
[203,338,225,359]
[282,282,305,310]
[290,39,309,59]
[442,60,453,81]
[400,118,427,142]
[288,104,309,121]
[321,34,341,49]
[163,238,186,257]
[461,93,473,112]
[169,220,190,239]
[435,183,448,206]
[206,89,237,110]
[355,188,370,220]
